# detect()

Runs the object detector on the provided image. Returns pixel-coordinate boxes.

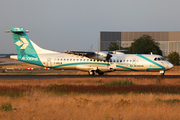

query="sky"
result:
[0,0,180,54]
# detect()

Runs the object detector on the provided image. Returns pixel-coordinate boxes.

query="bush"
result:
[1,101,13,112]
[104,80,135,86]
[1,70,7,73]
[167,51,180,65]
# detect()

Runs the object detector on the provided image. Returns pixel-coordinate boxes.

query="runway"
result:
[0,75,180,79]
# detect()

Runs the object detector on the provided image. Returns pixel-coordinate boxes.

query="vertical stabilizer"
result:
[6,27,43,66]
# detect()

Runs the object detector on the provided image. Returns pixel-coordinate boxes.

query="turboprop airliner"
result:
[6,27,174,75]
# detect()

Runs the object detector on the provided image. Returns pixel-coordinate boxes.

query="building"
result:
[100,31,180,56]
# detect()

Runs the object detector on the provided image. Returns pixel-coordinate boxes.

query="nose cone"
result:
[168,63,174,70]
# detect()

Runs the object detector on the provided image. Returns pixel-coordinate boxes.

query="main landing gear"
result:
[98,72,104,75]
[88,70,104,75]
[88,70,95,75]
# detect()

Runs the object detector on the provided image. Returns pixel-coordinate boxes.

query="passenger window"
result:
[123,60,125,62]
[110,59,112,62]
[80,59,82,61]
[130,60,132,62]
[64,59,66,61]
[158,58,160,61]
[73,59,75,61]
[67,59,69,61]
[154,58,157,61]
[120,60,122,62]
[113,60,115,62]
[87,59,89,61]
[84,59,85,61]
[77,59,79,61]
[127,60,128,62]
[61,59,62,61]
[70,59,72,61]
[117,60,119,62]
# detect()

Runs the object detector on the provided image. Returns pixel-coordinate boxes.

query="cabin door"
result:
[47,58,51,67]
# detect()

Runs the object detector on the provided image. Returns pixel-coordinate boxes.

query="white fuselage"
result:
[7,27,174,75]
[26,52,173,72]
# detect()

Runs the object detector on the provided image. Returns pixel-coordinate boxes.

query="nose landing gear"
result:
[160,70,165,75]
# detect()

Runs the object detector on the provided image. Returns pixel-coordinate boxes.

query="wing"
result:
[63,51,112,61]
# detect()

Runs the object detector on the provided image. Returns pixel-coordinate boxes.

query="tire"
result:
[88,71,95,75]
[161,73,164,75]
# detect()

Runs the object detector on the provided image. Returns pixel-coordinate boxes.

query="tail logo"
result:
[15,37,29,49]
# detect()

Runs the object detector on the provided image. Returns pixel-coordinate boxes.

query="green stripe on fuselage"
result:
[51,62,109,68]
[116,65,137,71]
[136,54,165,70]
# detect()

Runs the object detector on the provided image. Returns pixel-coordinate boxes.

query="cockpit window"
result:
[154,57,166,61]
[161,57,166,61]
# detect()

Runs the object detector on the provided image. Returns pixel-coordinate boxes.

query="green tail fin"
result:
[9,27,43,66]
[11,27,37,56]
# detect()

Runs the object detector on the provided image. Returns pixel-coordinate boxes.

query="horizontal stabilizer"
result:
[5,27,29,33]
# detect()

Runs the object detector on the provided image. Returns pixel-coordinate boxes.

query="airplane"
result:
[6,27,174,75]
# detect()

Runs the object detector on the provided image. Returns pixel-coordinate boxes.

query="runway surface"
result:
[0,75,180,79]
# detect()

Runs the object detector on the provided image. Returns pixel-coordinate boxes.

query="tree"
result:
[107,42,123,51]
[108,42,119,51]
[167,52,180,65]
[129,35,162,55]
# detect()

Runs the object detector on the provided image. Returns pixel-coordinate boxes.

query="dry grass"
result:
[0,77,180,86]
[0,78,179,119]
[0,92,180,120]
[0,59,180,119]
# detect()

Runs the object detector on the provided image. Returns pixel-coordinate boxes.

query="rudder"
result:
[6,27,43,66]
[10,27,37,56]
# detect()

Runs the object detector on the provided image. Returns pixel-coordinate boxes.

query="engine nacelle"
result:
[93,52,112,61]
[97,52,108,57]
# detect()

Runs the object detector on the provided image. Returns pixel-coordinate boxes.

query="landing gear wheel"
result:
[160,70,165,75]
[98,72,104,75]
[88,71,95,75]
[161,73,164,75]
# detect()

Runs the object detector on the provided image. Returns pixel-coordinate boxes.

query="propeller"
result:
[106,51,112,66]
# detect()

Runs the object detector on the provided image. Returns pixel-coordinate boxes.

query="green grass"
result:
[155,98,180,104]
[104,80,135,86]
[164,99,180,103]
[1,70,7,73]
[0,101,16,112]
